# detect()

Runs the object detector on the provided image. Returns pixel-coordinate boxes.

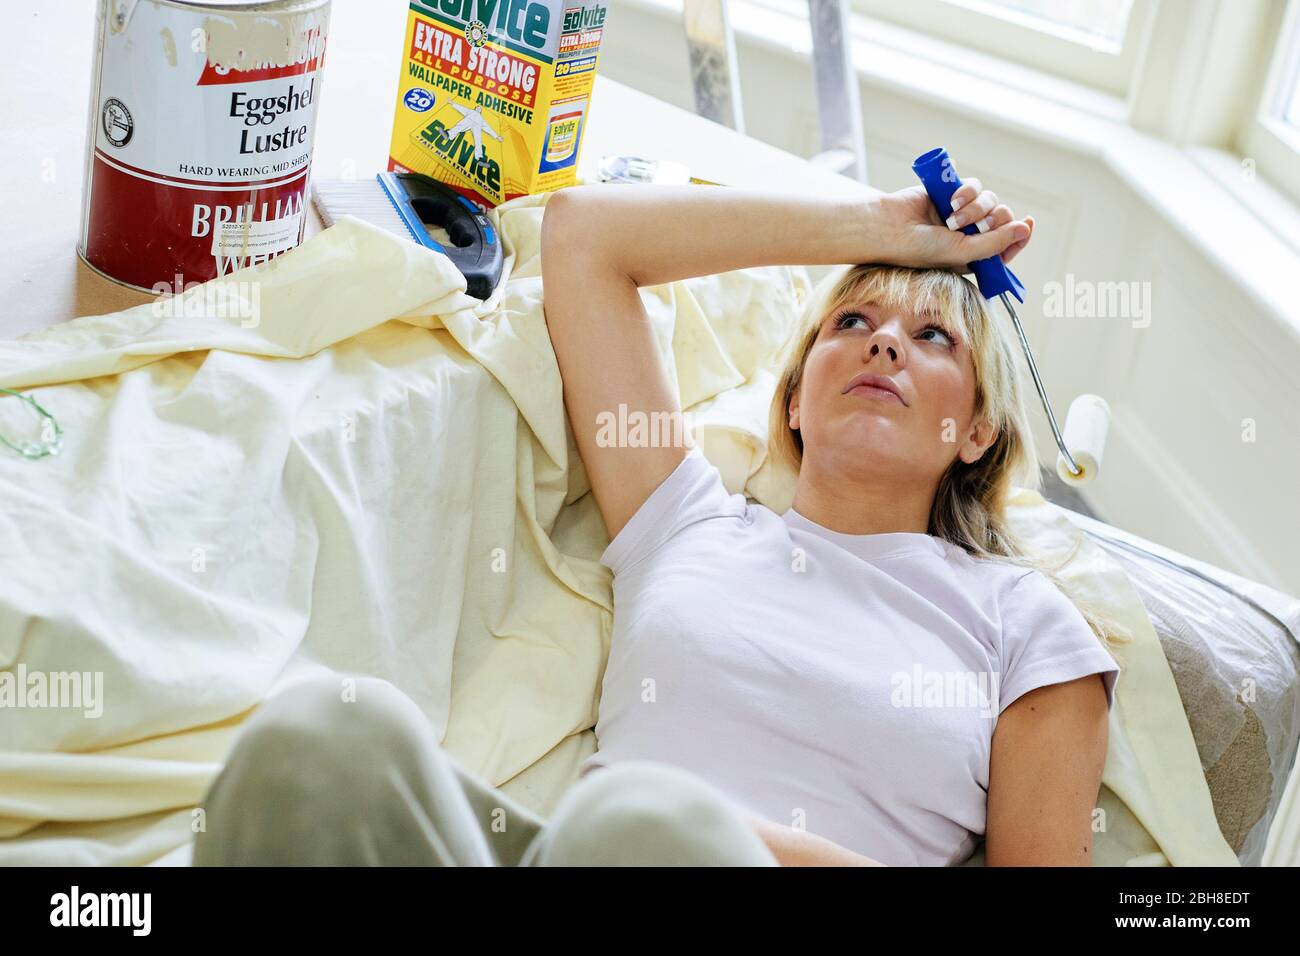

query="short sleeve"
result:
[598,446,746,576]
[997,570,1120,716]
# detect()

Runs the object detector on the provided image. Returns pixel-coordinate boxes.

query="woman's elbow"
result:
[542,188,623,287]
[541,187,584,259]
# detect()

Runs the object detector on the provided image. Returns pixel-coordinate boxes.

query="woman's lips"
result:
[847,383,905,405]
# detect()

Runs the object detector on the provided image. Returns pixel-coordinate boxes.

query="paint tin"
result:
[79,0,331,293]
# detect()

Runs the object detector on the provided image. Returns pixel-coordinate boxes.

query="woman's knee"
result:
[222,675,440,776]
[194,675,447,864]
[536,761,776,866]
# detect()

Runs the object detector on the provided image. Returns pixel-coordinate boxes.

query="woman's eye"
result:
[919,325,954,347]
[836,312,868,330]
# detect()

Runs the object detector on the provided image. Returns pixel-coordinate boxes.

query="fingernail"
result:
[946,214,960,230]
[950,196,967,213]
[975,216,992,234]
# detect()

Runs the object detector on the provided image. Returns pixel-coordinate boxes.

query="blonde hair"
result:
[768,264,1126,648]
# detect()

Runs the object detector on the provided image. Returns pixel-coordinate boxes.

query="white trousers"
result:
[192,676,778,866]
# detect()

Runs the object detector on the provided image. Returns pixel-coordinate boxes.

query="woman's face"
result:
[789,296,996,483]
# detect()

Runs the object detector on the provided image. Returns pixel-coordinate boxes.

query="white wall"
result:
[599,0,1300,595]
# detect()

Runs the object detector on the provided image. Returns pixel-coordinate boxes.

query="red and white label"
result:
[80,1,330,291]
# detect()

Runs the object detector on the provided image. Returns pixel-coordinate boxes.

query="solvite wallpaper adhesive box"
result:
[388,0,610,208]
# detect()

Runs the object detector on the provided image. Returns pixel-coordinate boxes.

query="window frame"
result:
[1238,0,1300,207]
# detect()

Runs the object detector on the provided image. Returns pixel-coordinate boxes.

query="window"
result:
[1280,23,1300,127]
[1240,0,1300,206]
[852,0,1155,95]
[965,0,1133,47]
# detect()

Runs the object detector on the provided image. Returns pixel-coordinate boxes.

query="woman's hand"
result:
[741,811,886,867]
[866,179,1034,271]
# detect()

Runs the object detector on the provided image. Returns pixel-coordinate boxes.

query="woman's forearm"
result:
[743,813,886,867]
[549,183,884,288]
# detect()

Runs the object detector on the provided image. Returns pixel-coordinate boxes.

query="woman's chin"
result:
[813,423,909,467]
[837,415,904,448]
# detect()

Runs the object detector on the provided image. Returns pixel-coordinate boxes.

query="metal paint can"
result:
[79,0,331,293]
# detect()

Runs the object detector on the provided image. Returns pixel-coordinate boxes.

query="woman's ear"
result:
[788,388,801,430]
[958,417,996,465]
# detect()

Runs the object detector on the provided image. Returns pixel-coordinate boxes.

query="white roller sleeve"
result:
[1056,394,1111,487]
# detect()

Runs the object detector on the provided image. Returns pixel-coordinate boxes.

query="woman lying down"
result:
[193,178,1120,867]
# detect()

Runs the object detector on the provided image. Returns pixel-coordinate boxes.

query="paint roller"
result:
[911,148,1110,487]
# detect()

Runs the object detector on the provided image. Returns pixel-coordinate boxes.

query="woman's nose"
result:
[866,328,904,364]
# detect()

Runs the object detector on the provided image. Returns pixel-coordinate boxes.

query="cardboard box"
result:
[388,0,610,208]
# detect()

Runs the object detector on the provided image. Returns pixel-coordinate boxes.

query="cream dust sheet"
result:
[0,191,1236,866]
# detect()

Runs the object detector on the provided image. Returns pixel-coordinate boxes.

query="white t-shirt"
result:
[581,446,1120,866]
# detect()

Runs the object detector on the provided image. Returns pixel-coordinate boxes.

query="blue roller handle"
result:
[911,147,1024,303]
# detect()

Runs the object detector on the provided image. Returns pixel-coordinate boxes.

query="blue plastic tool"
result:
[911,147,1082,476]
[911,147,1025,303]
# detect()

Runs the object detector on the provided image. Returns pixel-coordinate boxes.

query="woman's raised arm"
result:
[539,182,1030,540]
